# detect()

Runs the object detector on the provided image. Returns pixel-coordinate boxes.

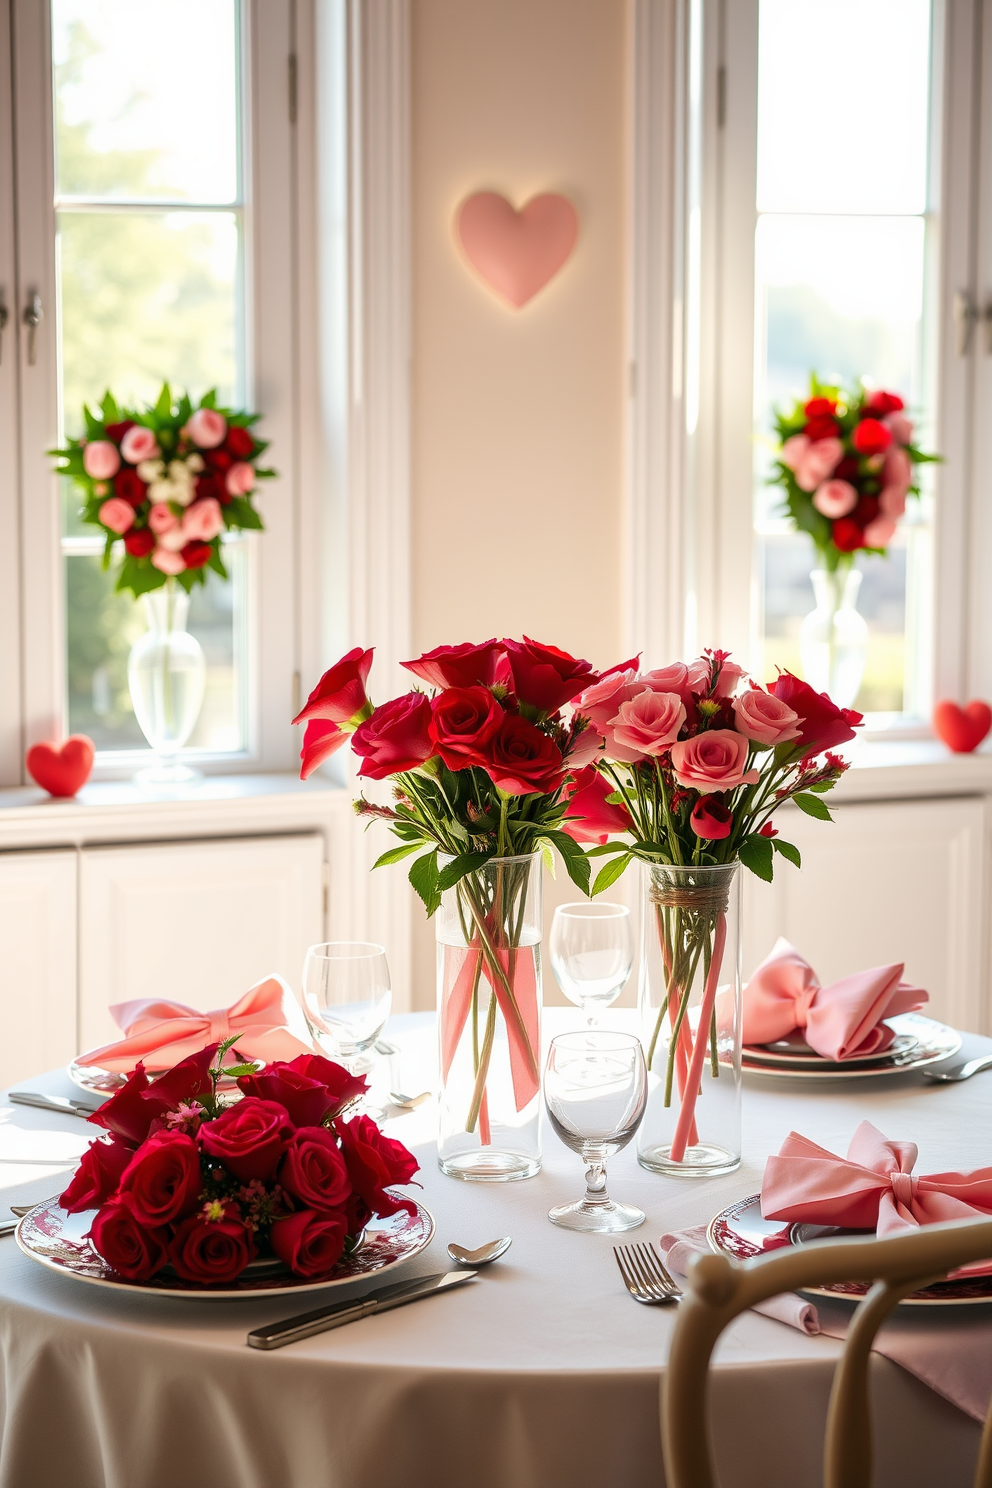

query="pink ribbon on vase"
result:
[440,941,540,1124]
[742,937,927,1061]
[762,1122,992,1274]
[76,975,316,1072]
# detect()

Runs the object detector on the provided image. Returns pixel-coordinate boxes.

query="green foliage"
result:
[793,792,833,821]
[408,850,441,917]
[738,834,775,882]
[591,852,632,896]
[772,837,802,869]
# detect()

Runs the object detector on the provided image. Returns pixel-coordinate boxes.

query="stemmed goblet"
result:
[300,941,392,1076]
[544,1030,648,1233]
[549,901,634,1026]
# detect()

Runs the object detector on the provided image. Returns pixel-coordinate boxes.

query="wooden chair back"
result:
[662,1217,992,1488]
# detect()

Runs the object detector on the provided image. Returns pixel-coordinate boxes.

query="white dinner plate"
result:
[16,1196,435,1300]
[68,1056,241,1097]
[739,1013,961,1081]
[708,1193,992,1307]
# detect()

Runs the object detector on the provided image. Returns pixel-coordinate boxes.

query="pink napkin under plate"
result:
[742,938,927,1060]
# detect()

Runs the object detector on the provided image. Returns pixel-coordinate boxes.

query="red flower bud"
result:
[831,517,864,553]
[690,797,733,840]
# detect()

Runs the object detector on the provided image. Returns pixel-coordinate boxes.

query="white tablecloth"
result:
[0,1010,990,1488]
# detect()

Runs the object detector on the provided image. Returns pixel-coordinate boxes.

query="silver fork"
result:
[614,1242,683,1304]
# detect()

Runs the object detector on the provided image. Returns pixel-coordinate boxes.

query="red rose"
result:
[88,1046,216,1145]
[279,1127,351,1209]
[803,415,839,442]
[866,390,904,414]
[770,671,863,757]
[104,419,135,442]
[117,1132,202,1226]
[336,1114,419,1218]
[124,527,155,557]
[834,456,860,481]
[145,1045,216,1113]
[198,1097,294,1181]
[562,766,633,845]
[481,713,564,795]
[88,1200,169,1280]
[831,517,864,552]
[60,1137,132,1213]
[113,467,147,507]
[854,495,880,525]
[428,686,503,769]
[502,638,596,713]
[852,417,892,455]
[181,540,213,570]
[402,640,505,690]
[225,425,255,458]
[293,647,374,727]
[299,718,347,780]
[238,1055,366,1126]
[352,692,433,779]
[285,1053,369,1116]
[803,397,837,419]
[270,1208,349,1279]
[204,447,233,472]
[690,797,733,840]
[758,822,778,838]
[169,1209,255,1283]
[195,472,229,505]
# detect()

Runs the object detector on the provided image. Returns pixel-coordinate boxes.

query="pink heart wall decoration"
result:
[456,191,579,309]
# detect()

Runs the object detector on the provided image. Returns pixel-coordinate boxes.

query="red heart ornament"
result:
[933,700,992,754]
[26,735,95,797]
[456,191,579,308]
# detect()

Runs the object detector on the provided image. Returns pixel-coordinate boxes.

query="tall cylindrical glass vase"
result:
[636,860,741,1177]
[436,852,542,1182]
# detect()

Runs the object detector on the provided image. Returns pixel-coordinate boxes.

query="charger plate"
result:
[708,1194,992,1307]
[16,1196,434,1300]
[740,1013,961,1081]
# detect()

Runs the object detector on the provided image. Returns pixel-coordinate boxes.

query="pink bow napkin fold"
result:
[763,1121,992,1275]
[742,937,927,1060]
[76,975,316,1073]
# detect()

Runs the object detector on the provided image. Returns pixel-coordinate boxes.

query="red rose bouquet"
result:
[572,651,862,1167]
[769,378,937,567]
[61,1038,418,1284]
[50,384,274,598]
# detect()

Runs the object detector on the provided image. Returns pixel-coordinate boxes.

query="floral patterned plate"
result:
[708,1193,992,1307]
[15,1197,435,1300]
[740,1013,961,1081]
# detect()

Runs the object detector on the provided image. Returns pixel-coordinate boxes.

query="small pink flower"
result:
[885,412,914,445]
[863,515,897,548]
[98,497,135,535]
[670,729,759,794]
[879,485,907,519]
[147,502,178,536]
[572,669,645,726]
[687,655,745,699]
[182,497,224,541]
[185,407,228,449]
[225,461,255,497]
[812,479,858,518]
[733,688,802,745]
[793,436,844,493]
[120,426,160,464]
[151,546,186,575]
[882,445,912,496]
[82,440,121,480]
[609,691,686,757]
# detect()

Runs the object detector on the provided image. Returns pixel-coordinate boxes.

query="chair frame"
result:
[662,1217,992,1488]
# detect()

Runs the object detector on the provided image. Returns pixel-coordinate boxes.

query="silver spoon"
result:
[389,1090,431,1109]
[923,1053,992,1083]
[447,1237,512,1267]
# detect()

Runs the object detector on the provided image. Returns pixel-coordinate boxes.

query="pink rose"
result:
[562,719,603,768]
[879,485,906,520]
[882,445,912,497]
[733,688,802,745]
[670,729,759,794]
[182,497,224,541]
[885,412,914,445]
[863,515,897,548]
[686,655,745,699]
[148,502,178,535]
[812,479,858,519]
[791,436,844,493]
[82,440,121,480]
[609,691,686,757]
[571,669,645,726]
[151,546,186,575]
[186,407,228,449]
[640,662,693,702]
[225,461,255,497]
[120,426,160,464]
[779,433,809,472]
[98,497,135,535]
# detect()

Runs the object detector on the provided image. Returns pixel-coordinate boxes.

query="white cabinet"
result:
[743,796,987,1033]
[0,850,77,1084]
[78,834,325,1049]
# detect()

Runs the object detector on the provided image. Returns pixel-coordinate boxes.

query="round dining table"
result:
[0,1009,990,1488]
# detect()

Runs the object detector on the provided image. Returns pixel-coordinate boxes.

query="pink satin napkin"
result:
[742,937,927,1060]
[661,1225,821,1334]
[76,975,316,1072]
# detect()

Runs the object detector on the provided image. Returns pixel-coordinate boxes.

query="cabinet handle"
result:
[23,291,42,365]
[0,298,8,363]
[953,290,978,356]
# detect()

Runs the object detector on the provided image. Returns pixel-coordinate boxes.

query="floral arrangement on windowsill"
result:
[50,384,275,599]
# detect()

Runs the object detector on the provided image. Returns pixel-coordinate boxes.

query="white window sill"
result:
[835,739,992,802]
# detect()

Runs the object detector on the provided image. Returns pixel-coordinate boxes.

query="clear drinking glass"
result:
[549,902,633,1025]
[544,1030,648,1233]
[301,942,392,1074]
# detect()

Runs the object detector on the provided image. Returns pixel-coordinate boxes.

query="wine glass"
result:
[549,902,633,1025]
[543,1030,647,1232]
[301,942,392,1075]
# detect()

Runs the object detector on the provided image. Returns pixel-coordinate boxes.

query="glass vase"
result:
[127,580,206,784]
[436,852,542,1181]
[798,566,868,709]
[636,861,741,1177]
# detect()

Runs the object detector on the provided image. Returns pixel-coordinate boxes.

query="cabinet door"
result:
[0,850,77,1084]
[743,797,987,1033]
[79,834,325,1050]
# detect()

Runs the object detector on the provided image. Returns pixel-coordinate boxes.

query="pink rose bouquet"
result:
[62,1038,417,1286]
[50,384,274,599]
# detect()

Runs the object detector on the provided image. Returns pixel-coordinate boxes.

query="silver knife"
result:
[8,1092,101,1119]
[247,1269,477,1350]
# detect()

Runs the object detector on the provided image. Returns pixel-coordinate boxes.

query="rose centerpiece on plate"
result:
[60,1037,418,1285]
[570,651,862,1177]
[293,638,608,1182]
